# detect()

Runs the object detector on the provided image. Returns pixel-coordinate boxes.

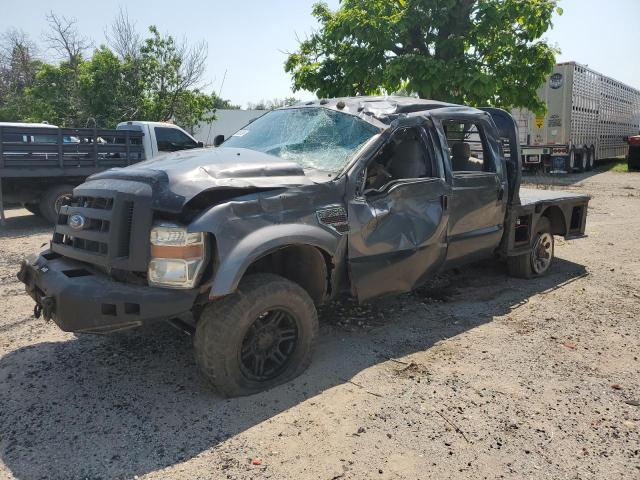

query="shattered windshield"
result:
[223,107,380,173]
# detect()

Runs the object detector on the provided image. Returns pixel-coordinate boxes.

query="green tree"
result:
[0,30,42,121]
[247,97,299,110]
[139,26,215,129]
[78,47,146,126]
[1,17,235,129]
[213,95,240,110]
[23,61,81,125]
[285,0,561,113]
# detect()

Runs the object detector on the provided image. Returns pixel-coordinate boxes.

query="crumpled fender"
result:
[187,195,341,299]
[208,223,338,298]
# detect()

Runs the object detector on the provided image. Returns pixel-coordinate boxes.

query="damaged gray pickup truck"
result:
[18,96,589,396]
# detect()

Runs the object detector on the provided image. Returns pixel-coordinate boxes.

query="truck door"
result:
[435,115,508,266]
[347,125,450,301]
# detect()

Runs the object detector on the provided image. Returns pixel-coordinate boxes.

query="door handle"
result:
[441,194,449,211]
[374,207,391,221]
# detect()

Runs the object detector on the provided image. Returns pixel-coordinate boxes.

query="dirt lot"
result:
[0,169,639,480]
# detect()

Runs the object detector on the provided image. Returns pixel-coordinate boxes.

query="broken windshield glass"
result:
[223,107,380,173]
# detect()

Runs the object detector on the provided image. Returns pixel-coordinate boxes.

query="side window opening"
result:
[364,127,435,191]
[443,120,495,173]
[155,127,198,152]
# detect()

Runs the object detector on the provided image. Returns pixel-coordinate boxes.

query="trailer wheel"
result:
[565,149,576,173]
[585,147,595,171]
[194,273,318,397]
[508,217,554,278]
[39,184,74,224]
[577,150,587,173]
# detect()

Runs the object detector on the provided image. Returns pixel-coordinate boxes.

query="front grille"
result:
[118,201,135,257]
[75,195,114,210]
[51,184,153,271]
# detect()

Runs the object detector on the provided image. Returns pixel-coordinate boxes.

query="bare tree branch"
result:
[43,11,92,67]
[166,37,208,117]
[177,37,208,89]
[105,7,141,60]
[0,28,39,97]
[0,29,38,65]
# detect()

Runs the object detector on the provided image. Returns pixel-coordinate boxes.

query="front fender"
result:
[208,223,339,298]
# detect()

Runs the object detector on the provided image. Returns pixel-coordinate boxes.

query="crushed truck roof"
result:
[290,95,483,125]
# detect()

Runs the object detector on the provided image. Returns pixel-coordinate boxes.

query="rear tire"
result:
[508,217,554,278]
[39,184,74,224]
[194,273,318,397]
[565,149,576,173]
[585,147,595,171]
[576,150,587,173]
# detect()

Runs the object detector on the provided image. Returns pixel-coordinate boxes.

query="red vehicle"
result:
[627,135,640,171]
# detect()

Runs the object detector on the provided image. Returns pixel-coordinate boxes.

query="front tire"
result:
[39,184,74,223]
[194,273,318,397]
[508,217,554,278]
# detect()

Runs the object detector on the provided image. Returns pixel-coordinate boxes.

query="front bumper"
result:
[17,250,199,333]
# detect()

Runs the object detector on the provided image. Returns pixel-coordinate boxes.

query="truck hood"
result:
[88,147,315,212]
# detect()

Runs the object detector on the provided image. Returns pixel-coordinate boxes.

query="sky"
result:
[0,0,638,108]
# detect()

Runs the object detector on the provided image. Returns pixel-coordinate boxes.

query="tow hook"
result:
[35,296,55,321]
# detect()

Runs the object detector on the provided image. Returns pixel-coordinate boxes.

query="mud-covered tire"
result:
[194,273,318,397]
[508,217,554,278]
[39,184,74,223]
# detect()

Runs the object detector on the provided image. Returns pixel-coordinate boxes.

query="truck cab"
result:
[116,121,202,157]
[17,97,589,397]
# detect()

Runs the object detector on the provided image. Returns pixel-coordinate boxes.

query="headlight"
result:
[148,222,208,289]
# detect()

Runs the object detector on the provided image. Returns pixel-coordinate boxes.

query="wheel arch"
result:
[208,224,338,304]
[241,244,331,305]
[540,205,567,236]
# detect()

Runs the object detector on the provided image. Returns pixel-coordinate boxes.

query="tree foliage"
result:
[286,0,561,113]
[247,97,299,110]
[0,29,42,121]
[0,13,234,130]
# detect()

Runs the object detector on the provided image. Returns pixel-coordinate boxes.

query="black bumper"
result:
[17,250,199,333]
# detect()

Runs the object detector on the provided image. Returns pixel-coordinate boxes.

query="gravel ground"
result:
[0,169,639,480]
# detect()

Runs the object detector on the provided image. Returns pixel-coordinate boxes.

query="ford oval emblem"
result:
[68,214,86,230]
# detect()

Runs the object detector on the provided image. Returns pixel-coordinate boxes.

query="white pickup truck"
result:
[0,121,201,222]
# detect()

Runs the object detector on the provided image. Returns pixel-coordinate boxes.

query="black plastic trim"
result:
[18,250,199,332]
